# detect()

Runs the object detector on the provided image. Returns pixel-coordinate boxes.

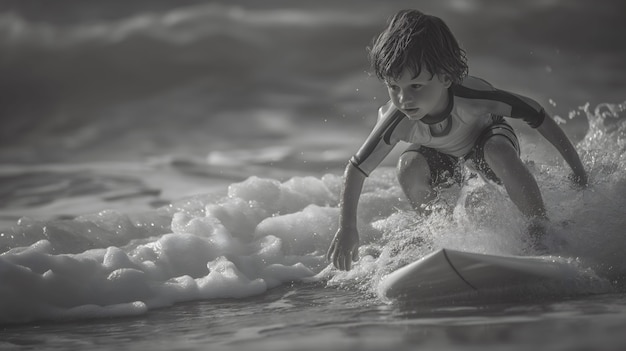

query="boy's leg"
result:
[482,135,547,220]
[397,145,457,211]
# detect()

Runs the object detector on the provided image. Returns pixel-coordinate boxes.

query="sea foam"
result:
[0,175,343,324]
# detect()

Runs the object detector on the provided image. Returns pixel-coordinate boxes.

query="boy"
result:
[326,9,588,271]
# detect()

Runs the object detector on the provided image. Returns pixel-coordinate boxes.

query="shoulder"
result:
[452,75,497,97]
[452,76,546,127]
[453,75,540,111]
[449,76,501,117]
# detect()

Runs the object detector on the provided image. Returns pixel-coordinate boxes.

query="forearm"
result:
[536,116,586,177]
[338,161,367,228]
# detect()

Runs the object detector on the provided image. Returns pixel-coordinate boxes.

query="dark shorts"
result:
[402,117,520,186]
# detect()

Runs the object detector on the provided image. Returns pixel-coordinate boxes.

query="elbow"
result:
[529,109,549,129]
[349,157,369,178]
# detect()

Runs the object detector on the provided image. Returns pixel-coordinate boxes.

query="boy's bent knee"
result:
[483,135,519,167]
[397,151,434,210]
[397,151,430,181]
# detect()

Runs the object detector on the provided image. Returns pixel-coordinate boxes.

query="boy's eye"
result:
[411,84,423,89]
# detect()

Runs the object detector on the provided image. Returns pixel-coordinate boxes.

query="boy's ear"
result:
[440,74,453,88]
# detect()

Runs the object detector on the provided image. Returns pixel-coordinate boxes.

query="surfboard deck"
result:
[379,248,574,301]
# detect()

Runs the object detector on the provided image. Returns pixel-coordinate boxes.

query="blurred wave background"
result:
[1,0,624,165]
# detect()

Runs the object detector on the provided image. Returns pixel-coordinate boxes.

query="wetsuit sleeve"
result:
[453,77,548,128]
[350,103,405,177]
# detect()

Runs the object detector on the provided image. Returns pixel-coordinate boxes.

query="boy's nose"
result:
[398,90,414,104]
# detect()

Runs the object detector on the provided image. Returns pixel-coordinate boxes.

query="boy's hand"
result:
[326,226,360,271]
[568,171,588,189]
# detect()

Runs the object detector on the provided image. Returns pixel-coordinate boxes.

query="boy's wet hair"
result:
[368,9,468,84]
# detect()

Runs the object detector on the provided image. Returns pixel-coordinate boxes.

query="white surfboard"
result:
[379,248,575,302]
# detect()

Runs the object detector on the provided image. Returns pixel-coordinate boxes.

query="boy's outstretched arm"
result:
[536,114,588,187]
[326,161,367,271]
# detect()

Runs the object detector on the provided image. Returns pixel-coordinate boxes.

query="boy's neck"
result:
[421,88,453,125]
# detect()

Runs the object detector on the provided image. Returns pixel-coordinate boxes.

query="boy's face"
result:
[385,68,452,121]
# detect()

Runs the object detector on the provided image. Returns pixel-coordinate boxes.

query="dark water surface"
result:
[3,284,626,351]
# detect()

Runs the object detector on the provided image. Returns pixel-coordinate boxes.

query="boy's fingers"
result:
[338,252,345,271]
[568,173,589,188]
[327,243,357,271]
[337,251,346,270]
[332,251,340,269]
[339,255,349,271]
[326,242,334,261]
[342,254,351,271]
[352,248,359,261]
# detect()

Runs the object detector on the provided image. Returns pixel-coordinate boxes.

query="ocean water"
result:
[1,0,626,350]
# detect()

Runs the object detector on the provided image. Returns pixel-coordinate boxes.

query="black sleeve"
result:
[452,79,547,128]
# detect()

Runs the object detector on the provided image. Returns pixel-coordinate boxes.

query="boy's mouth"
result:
[403,108,420,116]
